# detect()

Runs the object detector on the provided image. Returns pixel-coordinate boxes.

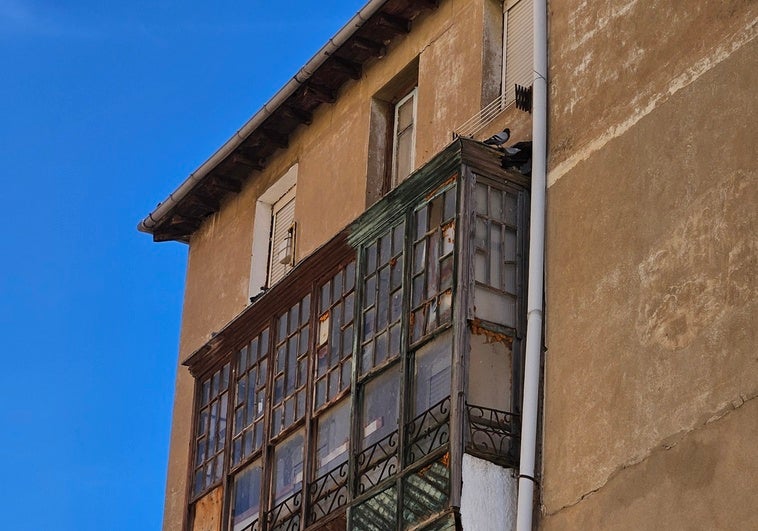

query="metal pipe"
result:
[137,0,391,234]
[515,0,547,528]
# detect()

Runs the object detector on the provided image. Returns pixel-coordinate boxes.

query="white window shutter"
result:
[505,0,534,103]
[268,188,296,286]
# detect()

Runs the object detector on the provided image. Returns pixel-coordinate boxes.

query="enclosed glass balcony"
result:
[184,138,530,531]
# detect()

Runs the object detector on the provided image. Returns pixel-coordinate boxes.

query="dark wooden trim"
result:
[232,152,266,171]
[329,55,363,80]
[376,12,412,34]
[281,104,314,126]
[303,82,337,104]
[352,36,387,58]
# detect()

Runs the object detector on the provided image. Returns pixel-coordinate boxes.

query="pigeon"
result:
[483,128,511,147]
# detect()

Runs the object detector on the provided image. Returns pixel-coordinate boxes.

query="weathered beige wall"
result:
[542,397,758,530]
[548,0,757,184]
[162,1,509,529]
[541,0,757,526]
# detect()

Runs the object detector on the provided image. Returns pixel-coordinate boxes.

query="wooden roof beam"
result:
[329,56,362,80]
[353,36,387,58]
[157,214,202,237]
[303,82,337,104]
[376,13,412,34]
[260,127,289,149]
[184,191,220,214]
[207,174,243,194]
[281,104,313,126]
[232,152,266,171]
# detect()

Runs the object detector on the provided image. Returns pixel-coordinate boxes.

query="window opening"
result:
[503,0,534,103]
[192,363,230,497]
[268,185,297,286]
[249,164,298,298]
[401,455,450,528]
[309,399,351,524]
[314,261,356,410]
[391,87,418,187]
[410,185,457,343]
[230,460,262,531]
[473,180,519,327]
[359,222,405,375]
[272,295,311,436]
[357,365,401,494]
[406,333,452,465]
[270,430,305,529]
[232,328,270,467]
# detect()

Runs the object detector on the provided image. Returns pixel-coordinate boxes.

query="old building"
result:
[139,1,757,530]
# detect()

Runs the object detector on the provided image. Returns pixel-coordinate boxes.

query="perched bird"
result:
[501,141,532,175]
[483,128,511,147]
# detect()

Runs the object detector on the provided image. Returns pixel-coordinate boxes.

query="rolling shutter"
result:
[268,186,296,286]
[504,0,533,103]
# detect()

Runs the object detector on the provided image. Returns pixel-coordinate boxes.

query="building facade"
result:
[140,1,757,530]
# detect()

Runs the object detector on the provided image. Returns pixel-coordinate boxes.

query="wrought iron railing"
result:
[236,519,260,531]
[356,429,399,495]
[267,490,301,531]
[466,403,520,467]
[405,396,451,464]
[307,460,349,525]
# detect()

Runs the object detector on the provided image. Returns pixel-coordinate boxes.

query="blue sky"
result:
[0,1,364,529]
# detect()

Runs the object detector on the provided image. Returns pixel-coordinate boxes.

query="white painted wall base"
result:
[460,453,518,531]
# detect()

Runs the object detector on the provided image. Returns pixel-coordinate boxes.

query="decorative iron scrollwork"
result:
[307,460,349,524]
[405,396,451,463]
[236,519,260,531]
[356,429,399,494]
[267,490,302,531]
[466,403,520,467]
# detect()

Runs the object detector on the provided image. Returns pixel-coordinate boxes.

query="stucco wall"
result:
[541,398,758,530]
[461,453,518,531]
[541,0,757,525]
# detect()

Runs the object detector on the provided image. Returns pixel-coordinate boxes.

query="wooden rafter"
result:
[232,152,266,171]
[376,12,411,34]
[329,56,362,80]
[352,36,386,58]
[303,82,337,104]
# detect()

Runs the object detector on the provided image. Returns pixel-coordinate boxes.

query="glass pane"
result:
[361,366,401,448]
[402,458,449,528]
[397,95,415,130]
[443,188,456,222]
[232,461,263,531]
[395,129,414,183]
[315,400,351,477]
[273,431,305,504]
[412,333,452,417]
[352,485,397,530]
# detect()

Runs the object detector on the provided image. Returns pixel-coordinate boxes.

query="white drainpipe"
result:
[516,0,547,529]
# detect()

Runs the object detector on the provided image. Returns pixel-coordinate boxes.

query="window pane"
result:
[231,461,263,531]
[360,222,405,375]
[192,363,230,497]
[395,129,414,183]
[272,297,311,435]
[273,431,305,504]
[361,366,400,448]
[315,400,351,477]
[412,333,452,417]
[397,96,414,130]
[410,184,457,342]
